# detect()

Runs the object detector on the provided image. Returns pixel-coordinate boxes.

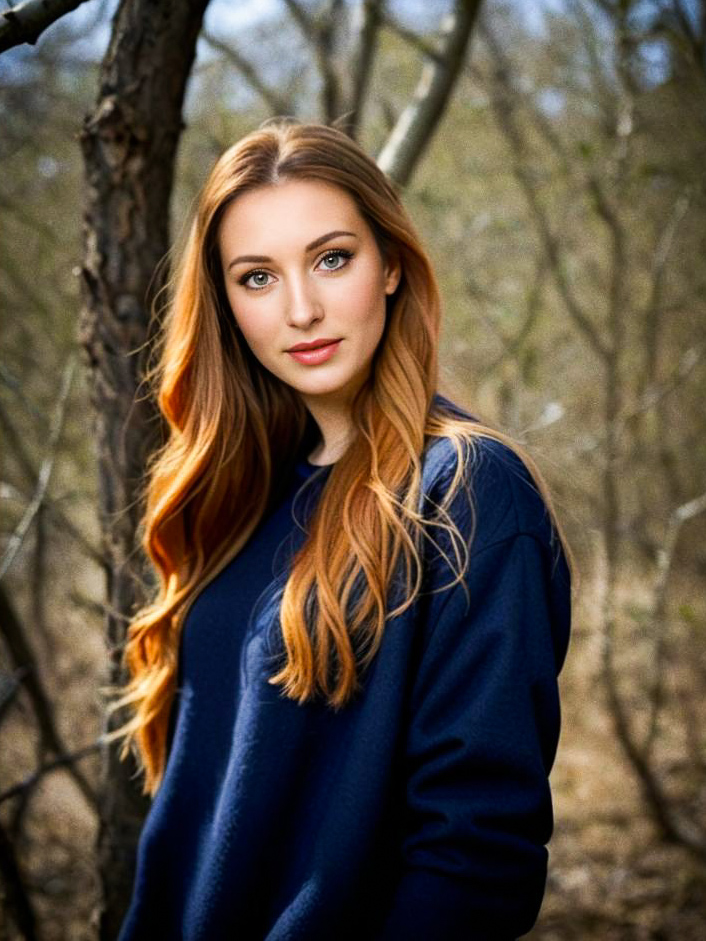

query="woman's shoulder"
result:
[422,395,558,556]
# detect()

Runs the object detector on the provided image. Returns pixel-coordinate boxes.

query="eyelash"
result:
[238,249,354,291]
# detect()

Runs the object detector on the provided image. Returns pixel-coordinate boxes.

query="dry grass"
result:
[528,584,706,940]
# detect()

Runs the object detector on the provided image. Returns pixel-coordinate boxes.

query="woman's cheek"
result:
[228,296,258,338]
[238,307,279,358]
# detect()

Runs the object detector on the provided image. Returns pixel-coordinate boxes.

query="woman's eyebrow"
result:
[227,230,358,270]
[305,229,358,254]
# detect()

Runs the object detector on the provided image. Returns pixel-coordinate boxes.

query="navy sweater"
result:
[118,405,571,941]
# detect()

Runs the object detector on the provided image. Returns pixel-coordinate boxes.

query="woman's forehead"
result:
[217,179,370,254]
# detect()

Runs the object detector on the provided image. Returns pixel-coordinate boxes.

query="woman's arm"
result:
[375,448,571,940]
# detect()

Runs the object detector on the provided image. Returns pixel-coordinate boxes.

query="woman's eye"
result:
[240,270,272,290]
[318,249,352,271]
[238,250,352,290]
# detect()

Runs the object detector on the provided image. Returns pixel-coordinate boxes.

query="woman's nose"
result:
[285,276,323,327]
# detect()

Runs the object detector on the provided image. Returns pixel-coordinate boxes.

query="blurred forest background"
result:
[1,0,705,938]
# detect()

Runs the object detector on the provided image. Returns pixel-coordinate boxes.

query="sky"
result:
[0,0,672,99]
[2,0,564,81]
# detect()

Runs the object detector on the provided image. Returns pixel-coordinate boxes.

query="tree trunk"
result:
[78,0,209,936]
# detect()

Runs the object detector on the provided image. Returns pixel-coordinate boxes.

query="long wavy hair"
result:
[102,119,571,797]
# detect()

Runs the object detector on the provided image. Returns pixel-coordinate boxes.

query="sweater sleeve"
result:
[374,482,571,940]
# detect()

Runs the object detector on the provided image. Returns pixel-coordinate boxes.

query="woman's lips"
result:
[287,339,342,365]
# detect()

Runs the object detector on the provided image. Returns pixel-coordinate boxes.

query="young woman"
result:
[110,120,572,941]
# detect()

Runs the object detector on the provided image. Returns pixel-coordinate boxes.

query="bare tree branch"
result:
[281,0,314,37]
[643,188,693,383]
[30,503,53,656]
[567,0,621,128]
[0,582,99,813]
[377,0,482,187]
[592,3,706,863]
[283,0,345,122]
[0,817,38,941]
[474,255,548,379]
[379,8,444,62]
[0,354,76,580]
[599,482,706,859]
[481,18,611,359]
[201,29,294,116]
[600,518,706,862]
[0,0,91,54]
[0,190,67,248]
[644,491,706,753]
[317,0,345,122]
[466,52,572,173]
[621,344,704,429]
[0,361,51,428]
[345,0,386,138]
[0,400,107,570]
[646,0,706,80]
[675,663,706,777]
[0,666,28,724]
[0,739,102,805]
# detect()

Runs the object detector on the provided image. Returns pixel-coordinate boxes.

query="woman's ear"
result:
[384,253,402,295]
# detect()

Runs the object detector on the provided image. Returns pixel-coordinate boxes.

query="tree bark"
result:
[78,0,209,935]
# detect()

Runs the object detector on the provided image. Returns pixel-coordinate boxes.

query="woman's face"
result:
[217,178,401,408]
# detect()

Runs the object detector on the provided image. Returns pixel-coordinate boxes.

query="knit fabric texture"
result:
[117,395,572,941]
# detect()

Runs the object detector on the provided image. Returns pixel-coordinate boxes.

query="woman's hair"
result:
[102,119,571,797]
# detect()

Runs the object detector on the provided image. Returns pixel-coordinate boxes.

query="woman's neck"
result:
[302,396,357,466]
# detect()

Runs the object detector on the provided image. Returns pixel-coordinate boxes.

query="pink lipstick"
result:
[287,339,342,365]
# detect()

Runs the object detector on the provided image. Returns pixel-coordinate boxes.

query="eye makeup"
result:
[237,248,354,291]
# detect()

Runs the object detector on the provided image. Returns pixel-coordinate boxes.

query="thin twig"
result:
[644,492,706,754]
[201,29,294,116]
[379,8,444,62]
[0,740,102,805]
[0,354,76,580]
[480,18,610,359]
[0,583,99,812]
